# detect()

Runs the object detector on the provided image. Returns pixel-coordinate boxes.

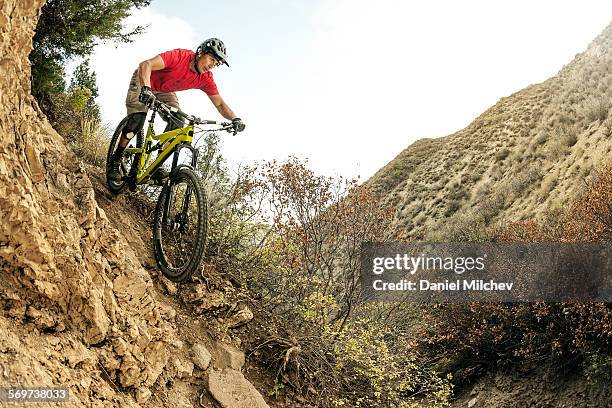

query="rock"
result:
[7,301,27,320]
[159,304,177,321]
[173,357,194,379]
[119,354,141,387]
[78,378,92,392]
[167,382,195,408]
[135,387,151,404]
[64,340,96,369]
[186,286,226,310]
[233,337,242,347]
[25,306,56,329]
[191,343,212,371]
[217,343,245,371]
[99,348,121,372]
[208,369,269,408]
[0,2,181,406]
[112,338,130,356]
[161,278,177,295]
[48,337,60,346]
[142,341,170,387]
[82,295,110,345]
[227,305,253,329]
[468,397,478,407]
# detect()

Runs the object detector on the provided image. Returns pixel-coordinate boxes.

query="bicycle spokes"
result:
[158,178,201,270]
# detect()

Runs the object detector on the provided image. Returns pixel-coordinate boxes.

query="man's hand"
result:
[231,117,245,135]
[139,86,154,106]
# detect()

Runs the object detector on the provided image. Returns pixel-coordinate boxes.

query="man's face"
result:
[197,53,221,72]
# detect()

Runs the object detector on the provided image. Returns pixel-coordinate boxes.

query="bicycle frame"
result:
[124,109,199,185]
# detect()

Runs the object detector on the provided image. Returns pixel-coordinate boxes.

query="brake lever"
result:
[218,122,236,135]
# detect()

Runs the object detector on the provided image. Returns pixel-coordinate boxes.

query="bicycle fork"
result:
[161,144,200,232]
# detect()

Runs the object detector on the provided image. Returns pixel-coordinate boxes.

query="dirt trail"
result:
[87,165,276,407]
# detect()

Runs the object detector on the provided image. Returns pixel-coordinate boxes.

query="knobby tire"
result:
[152,167,208,282]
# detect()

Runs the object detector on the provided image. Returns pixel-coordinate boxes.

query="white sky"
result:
[89,1,612,181]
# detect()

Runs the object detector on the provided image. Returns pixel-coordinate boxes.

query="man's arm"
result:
[208,94,238,120]
[137,55,166,87]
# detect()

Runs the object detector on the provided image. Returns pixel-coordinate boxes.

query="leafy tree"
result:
[69,59,100,119]
[30,0,150,109]
[70,59,99,99]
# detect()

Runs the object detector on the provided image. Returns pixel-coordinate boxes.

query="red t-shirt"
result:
[146,49,219,96]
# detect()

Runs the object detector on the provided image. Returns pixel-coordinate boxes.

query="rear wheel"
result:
[106,117,143,193]
[153,167,208,282]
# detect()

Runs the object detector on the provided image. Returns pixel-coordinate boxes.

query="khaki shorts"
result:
[125,73,181,115]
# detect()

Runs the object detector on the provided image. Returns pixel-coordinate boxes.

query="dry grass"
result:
[72,117,111,167]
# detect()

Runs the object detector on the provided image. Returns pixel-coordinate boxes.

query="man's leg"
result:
[115,112,147,154]
[157,91,184,133]
[108,73,148,182]
[155,92,184,167]
[108,113,147,181]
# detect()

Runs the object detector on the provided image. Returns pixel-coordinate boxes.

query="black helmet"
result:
[196,38,229,67]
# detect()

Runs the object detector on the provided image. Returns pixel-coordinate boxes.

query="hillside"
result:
[366,23,612,240]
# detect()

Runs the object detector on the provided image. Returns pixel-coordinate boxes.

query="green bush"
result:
[331,319,452,407]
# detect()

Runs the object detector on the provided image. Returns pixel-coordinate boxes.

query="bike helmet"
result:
[194,38,229,72]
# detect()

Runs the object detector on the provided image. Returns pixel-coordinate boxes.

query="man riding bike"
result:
[108,38,245,182]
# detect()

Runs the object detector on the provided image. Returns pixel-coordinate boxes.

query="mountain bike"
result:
[106,98,234,282]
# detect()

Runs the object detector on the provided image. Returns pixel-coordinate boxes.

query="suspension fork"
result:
[161,143,200,227]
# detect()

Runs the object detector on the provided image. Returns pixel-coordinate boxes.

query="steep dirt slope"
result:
[0,1,272,407]
[367,23,612,239]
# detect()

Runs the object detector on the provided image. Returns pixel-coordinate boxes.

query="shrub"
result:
[331,319,452,407]
[546,139,570,160]
[495,148,510,162]
[558,125,578,147]
[535,131,549,145]
[418,162,612,385]
[602,117,612,138]
[509,165,543,195]
[71,117,110,167]
[231,158,452,406]
[445,200,461,217]
[584,96,612,123]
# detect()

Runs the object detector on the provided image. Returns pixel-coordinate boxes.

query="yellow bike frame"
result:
[124,120,195,185]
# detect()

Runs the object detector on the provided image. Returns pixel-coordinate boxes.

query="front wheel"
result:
[153,167,208,282]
